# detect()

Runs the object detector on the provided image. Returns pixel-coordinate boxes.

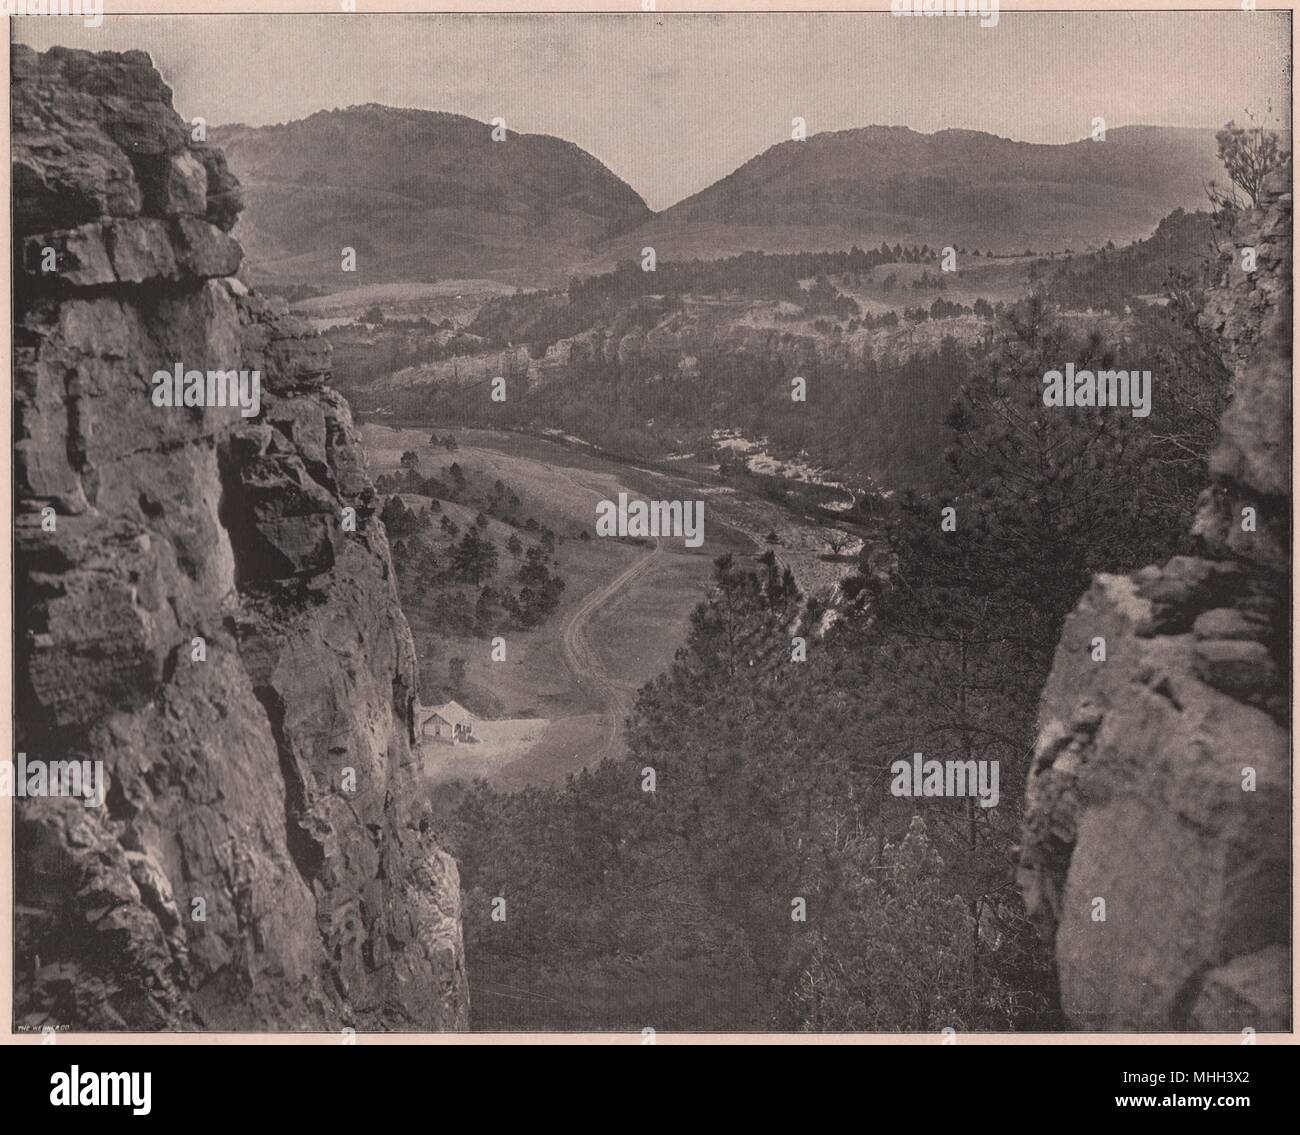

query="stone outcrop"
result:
[1018,165,1291,1031]
[12,46,467,1031]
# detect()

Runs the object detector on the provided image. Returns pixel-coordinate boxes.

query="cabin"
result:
[421,700,476,744]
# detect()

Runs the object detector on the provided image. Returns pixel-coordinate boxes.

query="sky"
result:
[16,11,1292,212]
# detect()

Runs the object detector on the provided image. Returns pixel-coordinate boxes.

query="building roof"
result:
[424,700,475,729]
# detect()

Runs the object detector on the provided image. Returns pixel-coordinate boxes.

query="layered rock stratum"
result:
[12,45,467,1031]
[1019,165,1292,1031]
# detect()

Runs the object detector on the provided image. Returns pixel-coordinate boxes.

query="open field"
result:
[287,279,525,332]
[365,423,869,790]
[417,717,551,786]
[363,424,755,788]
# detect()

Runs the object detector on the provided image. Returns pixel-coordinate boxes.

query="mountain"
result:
[612,125,1229,265]
[212,104,651,288]
[218,113,1247,288]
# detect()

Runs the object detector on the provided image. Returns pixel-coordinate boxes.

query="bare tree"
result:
[1214,117,1288,207]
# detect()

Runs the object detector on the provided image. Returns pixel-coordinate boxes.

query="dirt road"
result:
[555,466,664,761]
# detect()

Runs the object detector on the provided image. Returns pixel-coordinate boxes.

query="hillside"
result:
[616,125,1227,264]
[213,104,652,288]
[217,117,1233,288]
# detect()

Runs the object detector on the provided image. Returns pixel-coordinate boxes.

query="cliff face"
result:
[12,46,467,1031]
[1019,167,1292,1031]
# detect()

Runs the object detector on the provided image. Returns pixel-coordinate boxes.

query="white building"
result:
[421,700,476,744]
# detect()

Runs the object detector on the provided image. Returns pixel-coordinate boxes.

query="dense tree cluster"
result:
[380,460,566,637]
[434,278,1232,1028]
[1039,209,1217,313]
[466,244,939,357]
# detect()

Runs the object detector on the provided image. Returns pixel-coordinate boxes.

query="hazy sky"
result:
[17,11,1291,211]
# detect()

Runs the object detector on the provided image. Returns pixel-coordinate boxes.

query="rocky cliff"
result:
[1019,166,1292,1031]
[12,45,467,1031]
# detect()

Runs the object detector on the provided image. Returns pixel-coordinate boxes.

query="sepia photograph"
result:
[3,0,1294,1065]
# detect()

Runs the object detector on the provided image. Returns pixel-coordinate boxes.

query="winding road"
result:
[555,468,665,762]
